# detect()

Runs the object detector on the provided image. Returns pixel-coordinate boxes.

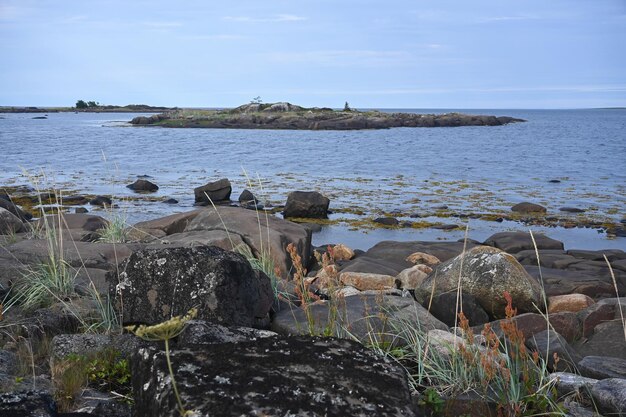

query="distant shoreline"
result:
[0,105,174,114]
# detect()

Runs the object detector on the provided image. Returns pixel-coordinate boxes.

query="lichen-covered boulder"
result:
[131,336,417,417]
[0,390,57,416]
[110,246,273,328]
[415,246,544,318]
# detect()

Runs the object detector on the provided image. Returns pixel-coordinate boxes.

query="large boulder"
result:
[131,336,417,417]
[283,191,330,219]
[194,178,232,204]
[185,206,311,277]
[591,378,626,415]
[110,246,273,328]
[415,246,544,319]
[0,207,23,234]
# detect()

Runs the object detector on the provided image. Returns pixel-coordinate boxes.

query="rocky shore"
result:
[0,104,174,114]
[130,102,525,130]
[0,182,625,416]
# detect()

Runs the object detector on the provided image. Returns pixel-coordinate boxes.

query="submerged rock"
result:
[127,179,159,192]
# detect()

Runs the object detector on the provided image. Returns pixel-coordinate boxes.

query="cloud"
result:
[178,34,247,41]
[142,21,183,28]
[265,49,412,66]
[478,14,541,23]
[223,14,307,23]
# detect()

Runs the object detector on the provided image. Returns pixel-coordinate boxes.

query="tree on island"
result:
[344,101,352,111]
[250,96,263,104]
[75,100,88,109]
[87,100,99,108]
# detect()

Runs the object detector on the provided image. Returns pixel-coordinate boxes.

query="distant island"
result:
[0,102,174,113]
[130,102,525,130]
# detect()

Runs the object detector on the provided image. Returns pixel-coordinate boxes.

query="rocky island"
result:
[130,102,525,130]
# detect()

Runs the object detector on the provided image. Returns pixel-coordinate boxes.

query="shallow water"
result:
[1,109,624,250]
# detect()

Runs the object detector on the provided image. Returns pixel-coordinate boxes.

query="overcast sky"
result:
[1,0,625,108]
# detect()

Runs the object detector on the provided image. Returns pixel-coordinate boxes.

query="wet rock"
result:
[0,390,56,416]
[89,196,112,207]
[339,271,396,291]
[426,291,489,327]
[548,294,595,313]
[110,246,273,328]
[177,320,278,348]
[0,197,32,221]
[526,330,582,372]
[272,294,447,344]
[185,206,311,277]
[578,356,626,380]
[283,191,330,219]
[415,246,543,319]
[511,202,547,213]
[548,179,561,183]
[395,265,429,290]
[74,207,88,214]
[560,207,586,213]
[193,178,232,204]
[131,336,417,417]
[483,231,564,253]
[591,378,626,415]
[126,179,159,192]
[0,207,23,234]
[61,195,89,205]
[162,198,178,204]
[373,217,399,226]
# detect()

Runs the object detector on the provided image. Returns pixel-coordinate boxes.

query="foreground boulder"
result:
[110,246,273,328]
[193,178,232,204]
[415,246,543,318]
[283,191,330,219]
[0,390,56,416]
[132,336,417,417]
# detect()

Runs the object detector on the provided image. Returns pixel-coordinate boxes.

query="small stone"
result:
[548,294,595,313]
[373,217,399,226]
[395,265,429,290]
[89,195,112,206]
[405,252,441,266]
[511,202,547,213]
[331,244,354,261]
[339,271,396,291]
[560,207,586,213]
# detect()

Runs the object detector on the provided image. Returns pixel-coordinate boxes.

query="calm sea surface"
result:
[1,109,625,250]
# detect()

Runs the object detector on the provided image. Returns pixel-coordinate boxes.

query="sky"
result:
[1,0,625,109]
